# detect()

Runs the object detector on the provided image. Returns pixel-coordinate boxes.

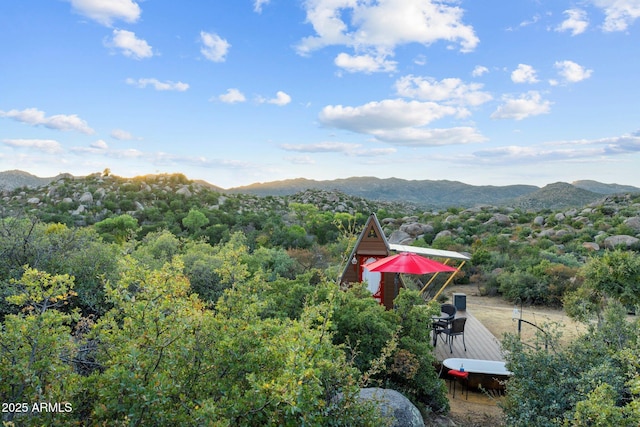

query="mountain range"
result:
[1,170,639,209]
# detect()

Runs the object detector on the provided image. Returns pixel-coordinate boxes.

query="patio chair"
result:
[432,303,457,346]
[442,317,467,354]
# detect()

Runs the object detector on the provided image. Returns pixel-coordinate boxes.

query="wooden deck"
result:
[433,309,504,362]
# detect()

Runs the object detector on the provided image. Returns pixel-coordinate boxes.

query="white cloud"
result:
[108,29,153,59]
[469,133,640,164]
[108,148,144,159]
[511,64,539,84]
[519,14,541,28]
[591,0,640,32]
[3,138,63,154]
[254,0,270,13]
[317,98,482,146]
[91,139,109,149]
[67,0,141,27]
[296,0,478,72]
[263,91,292,106]
[126,78,189,91]
[200,31,230,62]
[395,75,492,106]
[414,54,427,66]
[72,139,109,154]
[472,65,489,77]
[285,155,316,165]
[218,88,246,104]
[0,107,95,134]
[556,9,589,35]
[281,141,397,156]
[353,147,398,156]
[334,52,397,73]
[491,91,552,120]
[373,127,487,146]
[554,60,593,83]
[281,142,362,153]
[111,129,136,140]
[319,99,458,133]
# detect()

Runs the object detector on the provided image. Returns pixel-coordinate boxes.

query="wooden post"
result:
[431,261,465,301]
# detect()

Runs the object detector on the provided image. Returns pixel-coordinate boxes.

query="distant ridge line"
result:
[1,170,639,209]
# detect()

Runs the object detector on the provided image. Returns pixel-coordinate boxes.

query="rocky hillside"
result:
[510,182,604,211]
[2,170,639,210]
[0,172,415,227]
[227,176,539,208]
[0,170,71,191]
[572,180,640,194]
[1,170,639,256]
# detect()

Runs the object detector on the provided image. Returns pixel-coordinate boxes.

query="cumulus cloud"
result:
[67,0,141,26]
[472,65,489,77]
[0,107,95,134]
[317,98,484,146]
[200,31,230,62]
[107,29,153,59]
[218,88,246,104]
[126,78,189,91]
[3,138,63,154]
[395,75,492,106]
[334,52,397,73]
[556,9,589,35]
[554,60,593,83]
[591,0,640,32]
[491,91,552,120]
[373,127,486,146]
[296,0,478,72]
[319,99,457,133]
[511,64,539,84]
[259,91,292,106]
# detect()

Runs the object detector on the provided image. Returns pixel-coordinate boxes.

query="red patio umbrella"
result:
[364,252,457,275]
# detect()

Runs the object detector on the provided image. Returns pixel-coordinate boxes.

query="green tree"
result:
[565,250,640,325]
[182,208,209,234]
[0,268,80,426]
[502,303,640,426]
[85,258,206,425]
[84,258,380,425]
[94,214,139,244]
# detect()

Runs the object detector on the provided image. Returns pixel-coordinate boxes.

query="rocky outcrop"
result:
[582,242,600,251]
[388,230,413,245]
[79,192,93,204]
[624,217,640,233]
[603,235,640,249]
[357,388,424,427]
[176,186,192,197]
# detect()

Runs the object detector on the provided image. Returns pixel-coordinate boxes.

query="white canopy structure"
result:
[388,244,470,261]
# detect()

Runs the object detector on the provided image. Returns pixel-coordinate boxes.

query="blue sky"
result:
[1,0,639,189]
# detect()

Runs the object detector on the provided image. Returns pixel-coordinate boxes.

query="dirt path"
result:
[447,283,587,346]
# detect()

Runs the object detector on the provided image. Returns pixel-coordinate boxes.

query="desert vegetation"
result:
[1,172,639,425]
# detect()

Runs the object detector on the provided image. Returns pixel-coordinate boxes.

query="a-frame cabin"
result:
[340,213,402,310]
